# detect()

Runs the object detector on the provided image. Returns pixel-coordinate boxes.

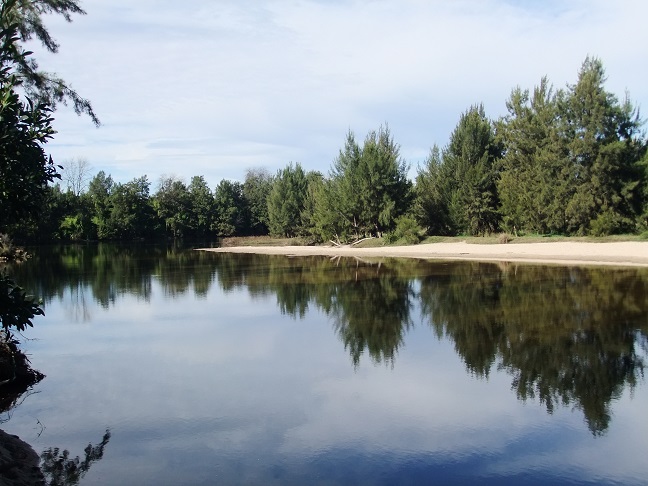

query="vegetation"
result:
[1,57,643,245]
[8,0,98,124]
[0,0,95,392]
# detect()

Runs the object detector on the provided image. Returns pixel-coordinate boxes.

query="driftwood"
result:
[329,236,375,248]
[350,237,375,246]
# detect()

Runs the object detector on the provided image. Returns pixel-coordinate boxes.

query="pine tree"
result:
[317,126,411,242]
[497,79,569,234]
[414,145,453,235]
[441,105,501,235]
[560,57,644,235]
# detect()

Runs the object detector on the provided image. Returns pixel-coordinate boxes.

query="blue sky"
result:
[32,0,648,189]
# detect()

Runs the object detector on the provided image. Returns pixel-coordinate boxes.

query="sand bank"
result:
[199,241,648,267]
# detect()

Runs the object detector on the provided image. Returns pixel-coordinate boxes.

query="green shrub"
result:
[0,272,44,334]
[385,216,424,245]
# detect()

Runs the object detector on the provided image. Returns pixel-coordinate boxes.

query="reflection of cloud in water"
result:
[19,312,645,484]
[5,250,648,485]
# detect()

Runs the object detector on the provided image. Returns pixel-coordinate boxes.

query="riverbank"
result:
[199,241,648,267]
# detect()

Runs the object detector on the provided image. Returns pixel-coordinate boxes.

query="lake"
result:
[2,243,647,485]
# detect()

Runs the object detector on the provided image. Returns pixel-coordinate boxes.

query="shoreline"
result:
[198,241,648,268]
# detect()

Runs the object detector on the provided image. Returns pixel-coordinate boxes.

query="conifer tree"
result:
[414,145,453,235]
[441,105,501,235]
[317,125,411,242]
[560,57,645,235]
[497,79,569,234]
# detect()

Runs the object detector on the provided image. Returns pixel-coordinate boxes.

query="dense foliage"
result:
[0,0,60,233]
[5,57,647,243]
[495,59,646,236]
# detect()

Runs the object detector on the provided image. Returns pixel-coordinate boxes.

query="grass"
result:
[420,234,648,245]
[220,233,648,248]
[220,236,309,247]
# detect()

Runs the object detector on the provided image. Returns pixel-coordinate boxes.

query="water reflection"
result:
[419,263,648,435]
[10,243,218,310]
[8,245,648,436]
[41,429,111,486]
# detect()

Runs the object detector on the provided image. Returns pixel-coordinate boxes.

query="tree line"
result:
[3,56,647,243]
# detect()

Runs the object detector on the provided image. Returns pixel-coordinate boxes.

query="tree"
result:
[242,168,273,235]
[5,0,98,124]
[560,57,645,235]
[641,151,648,231]
[316,126,412,242]
[61,156,92,196]
[87,173,154,240]
[299,170,326,241]
[318,131,363,241]
[496,78,568,234]
[107,176,154,239]
[213,179,245,236]
[58,189,93,240]
[441,105,501,235]
[267,163,308,237]
[357,125,412,236]
[87,170,114,239]
[414,145,453,235]
[153,176,190,238]
[187,175,215,237]
[0,2,59,233]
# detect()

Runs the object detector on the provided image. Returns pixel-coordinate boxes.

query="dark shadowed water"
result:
[2,243,648,485]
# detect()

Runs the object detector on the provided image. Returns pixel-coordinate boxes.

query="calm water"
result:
[2,243,648,485]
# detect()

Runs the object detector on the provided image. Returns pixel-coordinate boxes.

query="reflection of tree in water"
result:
[40,430,111,486]
[213,254,417,366]
[11,246,648,434]
[324,275,414,367]
[0,392,110,485]
[420,262,648,435]
[8,244,219,318]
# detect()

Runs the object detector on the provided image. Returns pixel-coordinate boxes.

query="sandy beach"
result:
[200,241,648,267]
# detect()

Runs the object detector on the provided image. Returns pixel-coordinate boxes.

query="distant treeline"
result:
[4,57,647,243]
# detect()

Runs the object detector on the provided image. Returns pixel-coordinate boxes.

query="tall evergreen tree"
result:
[559,57,645,235]
[323,131,364,241]
[414,145,453,235]
[317,125,411,242]
[440,105,501,235]
[358,125,412,236]
[497,79,569,234]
